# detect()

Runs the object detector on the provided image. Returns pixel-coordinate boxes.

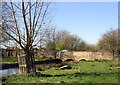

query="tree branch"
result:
[6,31,24,49]
[33,2,50,43]
[22,1,29,46]
[10,2,21,44]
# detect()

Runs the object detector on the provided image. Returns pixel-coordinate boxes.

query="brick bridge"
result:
[58,51,113,61]
[2,49,113,61]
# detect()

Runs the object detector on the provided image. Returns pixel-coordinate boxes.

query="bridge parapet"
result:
[59,51,113,61]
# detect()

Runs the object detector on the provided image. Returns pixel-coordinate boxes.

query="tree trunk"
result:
[25,50,36,73]
[18,49,36,73]
[112,50,115,59]
[53,50,57,59]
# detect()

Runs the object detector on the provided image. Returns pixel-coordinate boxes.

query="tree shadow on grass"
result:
[28,71,119,78]
[54,72,119,78]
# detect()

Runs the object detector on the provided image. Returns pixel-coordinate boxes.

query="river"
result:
[0,68,19,77]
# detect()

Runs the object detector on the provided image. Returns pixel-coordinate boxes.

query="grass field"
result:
[2,60,119,84]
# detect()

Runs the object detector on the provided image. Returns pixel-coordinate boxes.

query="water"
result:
[0,68,19,77]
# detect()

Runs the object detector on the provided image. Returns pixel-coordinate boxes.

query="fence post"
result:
[18,54,27,73]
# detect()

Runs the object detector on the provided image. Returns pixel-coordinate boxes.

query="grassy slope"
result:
[2,60,119,84]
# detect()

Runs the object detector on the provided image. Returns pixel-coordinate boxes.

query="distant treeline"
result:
[45,28,119,58]
[45,30,97,52]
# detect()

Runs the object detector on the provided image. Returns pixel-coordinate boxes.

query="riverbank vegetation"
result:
[2,60,119,84]
[1,56,17,64]
[1,56,52,64]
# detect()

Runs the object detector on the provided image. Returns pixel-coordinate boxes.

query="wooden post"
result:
[58,51,61,59]
[18,54,27,73]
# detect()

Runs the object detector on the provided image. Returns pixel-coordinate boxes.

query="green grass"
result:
[0,56,18,64]
[2,60,119,84]
[35,57,52,61]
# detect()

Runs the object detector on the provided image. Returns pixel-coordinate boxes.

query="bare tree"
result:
[46,29,69,50]
[98,29,119,59]
[46,29,86,51]
[2,1,52,73]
